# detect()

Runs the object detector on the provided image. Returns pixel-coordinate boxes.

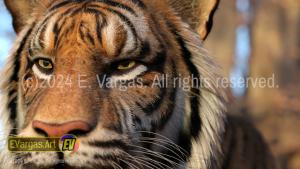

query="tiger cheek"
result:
[22,66,99,129]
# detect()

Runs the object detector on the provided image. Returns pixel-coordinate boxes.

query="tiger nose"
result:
[32,120,92,137]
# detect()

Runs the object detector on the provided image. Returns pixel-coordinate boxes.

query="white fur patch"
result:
[111,65,147,82]
[44,16,57,48]
[181,26,227,169]
[32,65,52,80]
[102,19,118,56]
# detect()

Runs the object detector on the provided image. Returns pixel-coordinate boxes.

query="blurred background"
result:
[0,0,299,169]
[204,0,300,169]
[0,0,15,149]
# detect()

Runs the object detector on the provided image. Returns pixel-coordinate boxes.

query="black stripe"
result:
[134,50,168,115]
[69,8,84,17]
[37,24,47,49]
[9,26,34,96]
[77,21,95,46]
[139,41,151,57]
[148,14,168,50]
[8,26,34,135]
[94,0,138,16]
[136,87,167,115]
[35,4,81,48]
[88,140,128,150]
[52,7,80,48]
[202,0,220,40]
[95,6,139,54]
[54,7,88,48]
[148,50,167,71]
[85,7,106,16]
[34,5,78,48]
[48,0,82,12]
[79,25,85,41]
[32,20,48,49]
[179,40,202,138]
[104,8,137,38]
[156,61,178,130]
[132,114,142,126]
[34,12,58,44]
[111,103,124,134]
[52,20,60,47]
[166,22,202,138]
[127,0,146,8]
[118,101,131,131]
[84,9,107,46]
[177,130,192,162]
[86,32,96,46]
[93,154,118,161]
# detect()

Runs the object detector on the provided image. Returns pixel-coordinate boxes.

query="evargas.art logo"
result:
[8,134,80,153]
[59,134,80,153]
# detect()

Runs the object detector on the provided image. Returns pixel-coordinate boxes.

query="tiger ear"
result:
[4,0,34,33]
[168,0,220,40]
[4,0,51,33]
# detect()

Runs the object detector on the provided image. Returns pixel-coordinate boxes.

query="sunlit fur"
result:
[4,0,224,168]
[0,0,276,169]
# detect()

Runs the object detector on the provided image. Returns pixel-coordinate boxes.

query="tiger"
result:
[0,0,278,169]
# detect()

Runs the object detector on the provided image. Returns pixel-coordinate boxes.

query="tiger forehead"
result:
[54,13,131,58]
[31,0,157,59]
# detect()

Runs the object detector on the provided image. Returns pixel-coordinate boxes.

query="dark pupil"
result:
[121,61,130,67]
[43,61,50,67]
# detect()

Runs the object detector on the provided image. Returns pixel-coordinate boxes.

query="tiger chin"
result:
[0,0,277,169]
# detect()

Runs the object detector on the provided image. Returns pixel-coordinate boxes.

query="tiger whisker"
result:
[138,136,187,155]
[118,150,144,169]
[128,155,171,169]
[134,130,189,155]
[111,161,123,169]
[137,156,169,169]
[123,156,160,169]
[134,139,186,163]
[137,137,188,159]
[129,149,180,169]
[122,149,169,169]
[117,158,140,169]
[127,144,184,168]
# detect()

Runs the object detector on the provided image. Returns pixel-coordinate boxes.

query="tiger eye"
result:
[117,61,136,70]
[37,59,53,70]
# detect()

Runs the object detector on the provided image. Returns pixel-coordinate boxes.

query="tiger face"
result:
[1,0,224,169]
